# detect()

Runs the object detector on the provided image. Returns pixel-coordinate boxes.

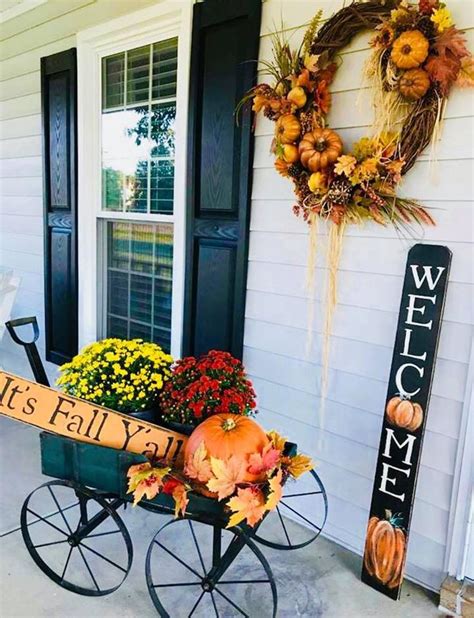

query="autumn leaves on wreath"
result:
[241,0,473,229]
[57,344,314,528]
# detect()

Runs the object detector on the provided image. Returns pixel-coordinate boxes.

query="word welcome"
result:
[0,371,187,463]
[362,244,451,600]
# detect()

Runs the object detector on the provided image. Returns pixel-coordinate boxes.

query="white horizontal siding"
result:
[245,0,474,592]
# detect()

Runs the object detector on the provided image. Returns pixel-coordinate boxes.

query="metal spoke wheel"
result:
[20,480,133,595]
[146,518,277,617]
[252,470,328,550]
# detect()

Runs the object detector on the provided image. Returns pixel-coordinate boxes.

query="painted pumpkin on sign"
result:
[364,512,406,589]
[386,396,423,432]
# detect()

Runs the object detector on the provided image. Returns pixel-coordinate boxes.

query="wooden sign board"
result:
[361,244,452,600]
[0,371,187,464]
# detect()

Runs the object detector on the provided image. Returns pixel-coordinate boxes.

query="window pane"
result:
[131,224,154,273]
[152,38,178,100]
[126,160,147,213]
[150,102,176,158]
[130,274,152,323]
[108,316,128,339]
[102,164,124,211]
[103,53,124,110]
[102,107,150,212]
[127,45,150,106]
[108,221,130,269]
[150,159,174,214]
[106,222,173,351]
[108,270,128,317]
[102,40,177,215]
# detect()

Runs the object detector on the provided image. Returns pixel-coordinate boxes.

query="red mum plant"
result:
[159,350,257,426]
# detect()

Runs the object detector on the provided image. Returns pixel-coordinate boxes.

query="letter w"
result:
[410,265,445,291]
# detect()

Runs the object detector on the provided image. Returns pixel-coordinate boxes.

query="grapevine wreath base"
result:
[243,0,472,391]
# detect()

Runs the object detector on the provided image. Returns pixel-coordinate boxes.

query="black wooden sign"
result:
[361,244,452,600]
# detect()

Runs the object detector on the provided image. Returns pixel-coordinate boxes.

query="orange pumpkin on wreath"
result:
[399,68,431,101]
[386,396,423,432]
[275,113,301,144]
[364,511,406,589]
[298,127,343,172]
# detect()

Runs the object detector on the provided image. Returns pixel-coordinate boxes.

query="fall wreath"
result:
[242,0,473,389]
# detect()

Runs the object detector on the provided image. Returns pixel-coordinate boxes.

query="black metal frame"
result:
[5,317,50,386]
[21,480,133,596]
[145,519,277,617]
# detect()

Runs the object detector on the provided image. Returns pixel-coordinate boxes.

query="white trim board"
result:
[444,335,474,579]
[0,0,46,24]
[76,1,193,358]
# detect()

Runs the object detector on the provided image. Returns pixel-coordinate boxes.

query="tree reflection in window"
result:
[127,103,176,158]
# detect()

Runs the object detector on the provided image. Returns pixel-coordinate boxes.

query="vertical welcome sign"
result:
[361,244,452,600]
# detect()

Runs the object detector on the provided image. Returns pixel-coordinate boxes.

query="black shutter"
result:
[41,48,78,365]
[183,0,261,359]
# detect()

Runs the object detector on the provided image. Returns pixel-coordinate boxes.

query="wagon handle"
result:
[5,316,50,386]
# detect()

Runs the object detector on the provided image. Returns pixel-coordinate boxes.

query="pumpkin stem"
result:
[221,418,237,432]
[315,138,327,152]
[384,509,392,521]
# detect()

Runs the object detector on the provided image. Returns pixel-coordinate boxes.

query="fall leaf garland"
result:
[127,430,314,529]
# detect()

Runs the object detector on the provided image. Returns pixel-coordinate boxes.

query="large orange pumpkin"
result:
[298,128,343,172]
[184,413,270,484]
[386,396,423,432]
[364,513,406,589]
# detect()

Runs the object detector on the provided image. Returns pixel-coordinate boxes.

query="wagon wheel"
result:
[21,480,133,596]
[252,469,328,550]
[146,518,277,617]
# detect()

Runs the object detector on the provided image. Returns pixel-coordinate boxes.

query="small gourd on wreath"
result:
[239,0,473,391]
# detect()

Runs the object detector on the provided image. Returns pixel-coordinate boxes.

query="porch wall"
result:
[0,0,158,380]
[244,0,474,591]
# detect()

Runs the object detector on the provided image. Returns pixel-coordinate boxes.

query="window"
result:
[100,38,178,351]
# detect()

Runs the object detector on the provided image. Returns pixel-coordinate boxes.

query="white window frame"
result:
[77,1,193,358]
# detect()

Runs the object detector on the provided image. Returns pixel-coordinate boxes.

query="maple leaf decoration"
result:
[265,470,283,511]
[425,54,461,94]
[227,487,267,528]
[247,444,281,475]
[267,430,287,452]
[207,456,247,500]
[172,484,189,518]
[334,155,357,177]
[287,453,314,479]
[184,441,212,483]
[456,56,474,88]
[425,27,471,95]
[127,463,170,506]
[434,27,470,61]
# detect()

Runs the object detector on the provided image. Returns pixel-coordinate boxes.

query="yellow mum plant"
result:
[57,338,173,413]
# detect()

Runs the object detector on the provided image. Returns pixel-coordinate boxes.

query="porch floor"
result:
[0,418,442,617]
